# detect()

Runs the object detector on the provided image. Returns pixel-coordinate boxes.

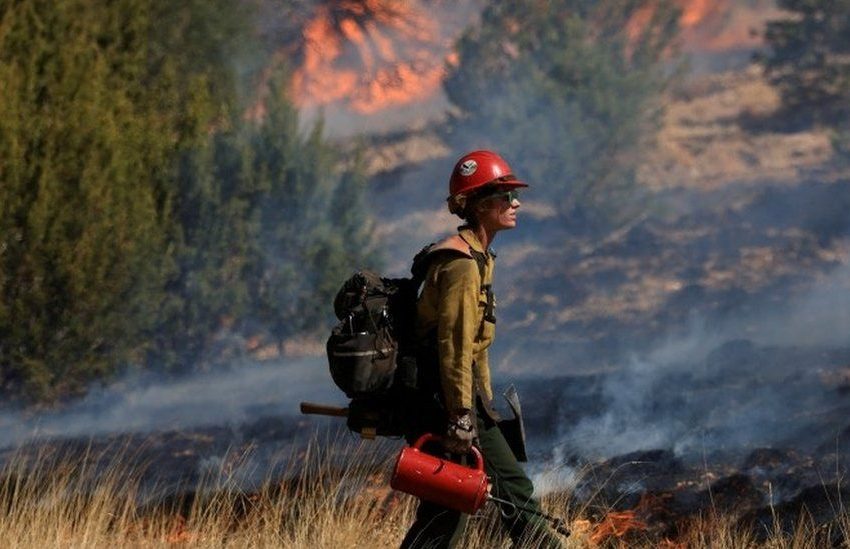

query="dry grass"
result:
[637,65,836,191]
[0,435,847,548]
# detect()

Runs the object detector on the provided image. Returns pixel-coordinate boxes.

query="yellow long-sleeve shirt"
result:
[416,227,496,414]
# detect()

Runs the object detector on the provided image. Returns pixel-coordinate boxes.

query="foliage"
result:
[0,0,377,402]
[760,0,850,123]
[248,77,377,344]
[444,0,681,230]
[0,0,178,400]
[158,75,378,368]
[760,0,850,164]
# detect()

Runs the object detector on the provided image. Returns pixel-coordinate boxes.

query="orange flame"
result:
[254,0,776,122]
[626,0,729,46]
[590,510,648,545]
[624,3,657,46]
[680,0,719,28]
[290,0,448,114]
[164,516,197,544]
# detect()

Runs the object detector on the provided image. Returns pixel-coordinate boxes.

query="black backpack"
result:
[326,240,487,438]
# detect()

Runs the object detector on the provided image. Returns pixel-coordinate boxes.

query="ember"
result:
[164,516,195,544]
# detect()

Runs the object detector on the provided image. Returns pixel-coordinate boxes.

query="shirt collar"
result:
[457,226,491,256]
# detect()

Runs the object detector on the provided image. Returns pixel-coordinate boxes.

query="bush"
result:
[760,0,850,124]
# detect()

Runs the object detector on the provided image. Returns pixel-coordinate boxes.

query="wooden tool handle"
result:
[300,402,349,417]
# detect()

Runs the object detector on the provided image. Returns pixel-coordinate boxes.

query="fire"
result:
[627,0,772,53]
[290,0,449,114]
[587,492,686,546]
[624,3,657,46]
[625,0,726,45]
[256,0,777,122]
[590,510,648,545]
[680,0,721,28]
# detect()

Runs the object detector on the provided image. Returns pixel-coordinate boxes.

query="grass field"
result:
[0,435,846,548]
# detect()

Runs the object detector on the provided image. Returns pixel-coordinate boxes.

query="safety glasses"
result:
[486,189,520,205]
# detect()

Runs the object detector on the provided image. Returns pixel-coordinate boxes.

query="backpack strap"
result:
[411,234,489,282]
[429,234,474,258]
[431,234,490,281]
[411,235,466,282]
[468,248,495,324]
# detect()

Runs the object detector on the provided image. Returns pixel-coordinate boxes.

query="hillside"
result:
[639,65,835,191]
[362,64,850,376]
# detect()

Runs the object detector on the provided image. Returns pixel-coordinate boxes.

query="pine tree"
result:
[0,0,256,399]
[147,69,380,368]
[246,75,379,346]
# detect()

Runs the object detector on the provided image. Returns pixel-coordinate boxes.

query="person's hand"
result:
[444,410,476,454]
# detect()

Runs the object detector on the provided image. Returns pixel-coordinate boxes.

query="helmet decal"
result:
[459,159,478,176]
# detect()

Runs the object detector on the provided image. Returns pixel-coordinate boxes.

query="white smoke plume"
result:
[541,257,850,463]
[0,357,341,450]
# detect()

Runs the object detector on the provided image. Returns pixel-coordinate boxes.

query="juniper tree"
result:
[0,0,174,400]
[0,0,377,401]
[0,0,256,398]
[246,75,379,346]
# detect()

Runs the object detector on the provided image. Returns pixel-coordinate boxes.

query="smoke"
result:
[529,444,580,497]
[754,261,850,347]
[538,257,850,464]
[0,357,342,450]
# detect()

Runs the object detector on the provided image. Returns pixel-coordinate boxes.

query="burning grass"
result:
[0,434,847,548]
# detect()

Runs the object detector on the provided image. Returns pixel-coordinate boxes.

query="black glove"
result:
[444,410,476,454]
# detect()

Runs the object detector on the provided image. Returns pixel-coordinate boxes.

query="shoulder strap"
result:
[411,235,468,283]
[429,234,473,258]
[410,234,487,285]
[431,234,486,281]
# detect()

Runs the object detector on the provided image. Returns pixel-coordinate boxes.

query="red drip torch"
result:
[390,433,570,537]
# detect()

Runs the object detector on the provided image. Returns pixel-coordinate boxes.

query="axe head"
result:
[497,384,528,462]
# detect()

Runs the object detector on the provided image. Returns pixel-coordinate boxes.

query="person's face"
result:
[476,189,521,232]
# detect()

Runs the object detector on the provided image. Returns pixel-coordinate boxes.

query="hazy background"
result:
[2,1,849,491]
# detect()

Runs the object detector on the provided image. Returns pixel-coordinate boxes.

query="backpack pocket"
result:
[327,326,398,397]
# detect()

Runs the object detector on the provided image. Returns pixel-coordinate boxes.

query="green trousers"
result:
[399,413,565,549]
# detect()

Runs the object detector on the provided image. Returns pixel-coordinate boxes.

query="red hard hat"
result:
[448,150,528,198]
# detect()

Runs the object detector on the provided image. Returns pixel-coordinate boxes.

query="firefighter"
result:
[400,150,565,548]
